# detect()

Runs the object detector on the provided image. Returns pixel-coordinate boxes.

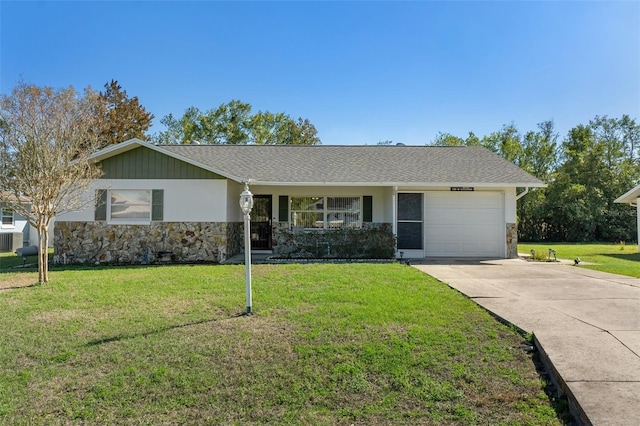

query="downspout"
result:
[515,187,529,201]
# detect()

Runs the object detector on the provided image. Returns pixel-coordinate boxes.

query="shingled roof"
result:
[90,139,545,187]
[159,144,545,187]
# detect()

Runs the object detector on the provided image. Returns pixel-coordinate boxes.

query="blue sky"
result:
[1,1,638,145]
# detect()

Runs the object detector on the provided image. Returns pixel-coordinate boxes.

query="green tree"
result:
[588,116,640,240]
[428,131,482,147]
[480,123,524,165]
[96,80,154,147]
[153,100,320,145]
[620,114,640,161]
[545,117,639,241]
[431,132,465,146]
[0,82,104,283]
[520,121,559,180]
[516,121,559,241]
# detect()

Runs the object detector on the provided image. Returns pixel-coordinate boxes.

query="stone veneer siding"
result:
[506,222,518,259]
[54,221,243,265]
[226,222,243,259]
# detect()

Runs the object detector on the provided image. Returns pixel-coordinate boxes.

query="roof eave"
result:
[614,185,640,204]
[251,181,547,188]
[89,138,148,162]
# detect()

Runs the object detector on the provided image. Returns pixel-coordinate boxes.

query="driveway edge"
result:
[533,334,590,426]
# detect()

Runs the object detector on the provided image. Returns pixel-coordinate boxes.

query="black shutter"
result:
[152,190,164,221]
[278,196,289,222]
[95,189,107,221]
[363,196,373,222]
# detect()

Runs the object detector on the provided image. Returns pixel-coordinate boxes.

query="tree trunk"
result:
[37,223,49,284]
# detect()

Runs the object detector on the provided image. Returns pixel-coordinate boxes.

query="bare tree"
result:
[0,82,104,283]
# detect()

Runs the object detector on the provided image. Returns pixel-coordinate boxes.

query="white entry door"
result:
[424,192,504,258]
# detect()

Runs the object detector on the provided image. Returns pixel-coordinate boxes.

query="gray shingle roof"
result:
[158,144,545,187]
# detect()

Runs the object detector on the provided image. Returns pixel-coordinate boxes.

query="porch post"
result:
[392,186,398,254]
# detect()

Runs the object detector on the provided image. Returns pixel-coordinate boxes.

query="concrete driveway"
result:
[413,258,640,426]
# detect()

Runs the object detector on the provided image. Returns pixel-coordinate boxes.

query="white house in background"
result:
[615,184,640,253]
[0,193,37,252]
[54,138,545,264]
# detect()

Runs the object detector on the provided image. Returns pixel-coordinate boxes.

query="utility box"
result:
[0,232,23,253]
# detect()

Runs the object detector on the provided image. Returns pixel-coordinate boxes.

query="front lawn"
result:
[0,264,566,425]
[0,250,39,272]
[518,242,640,278]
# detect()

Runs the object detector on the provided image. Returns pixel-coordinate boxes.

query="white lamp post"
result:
[239,182,254,315]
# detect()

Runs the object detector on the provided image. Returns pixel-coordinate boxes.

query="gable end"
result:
[99,146,224,179]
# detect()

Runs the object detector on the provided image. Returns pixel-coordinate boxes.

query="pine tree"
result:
[97,80,154,147]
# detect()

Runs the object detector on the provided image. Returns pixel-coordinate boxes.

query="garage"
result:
[424,191,505,258]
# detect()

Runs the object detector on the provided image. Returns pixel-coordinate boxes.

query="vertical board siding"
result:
[133,148,141,178]
[161,154,169,179]
[100,147,223,179]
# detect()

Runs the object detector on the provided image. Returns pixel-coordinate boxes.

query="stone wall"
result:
[226,222,243,259]
[54,221,241,265]
[506,222,518,259]
[271,222,396,259]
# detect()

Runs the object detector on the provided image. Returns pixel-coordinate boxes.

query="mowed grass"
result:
[0,251,39,272]
[0,263,565,425]
[519,242,640,278]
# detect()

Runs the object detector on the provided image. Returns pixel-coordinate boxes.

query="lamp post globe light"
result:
[239,182,254,315]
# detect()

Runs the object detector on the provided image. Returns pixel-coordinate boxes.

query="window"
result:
[1,208,14,227]
[290,196,361,229]
[110,190,151,221]
[397,193,423,249]
[95,189,164,223]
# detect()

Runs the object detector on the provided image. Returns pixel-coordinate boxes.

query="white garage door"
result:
[424,192,504,258]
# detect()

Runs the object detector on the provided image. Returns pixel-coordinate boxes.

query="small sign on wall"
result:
[450,187,475,191]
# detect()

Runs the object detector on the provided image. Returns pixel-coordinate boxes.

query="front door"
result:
[251,195,272,250]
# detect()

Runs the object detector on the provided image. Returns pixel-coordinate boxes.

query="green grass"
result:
[0,250,39,271]
[519,242,640,278]
[0,264,566,425]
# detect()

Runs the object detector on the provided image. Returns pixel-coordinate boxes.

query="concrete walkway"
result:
[412,258,640,426]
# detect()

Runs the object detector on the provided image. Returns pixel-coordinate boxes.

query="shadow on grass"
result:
[1,261,222,275]
[0,255,39,272]
[0,282,41,291]
[600,252,640,262]
[85,313,249,347]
